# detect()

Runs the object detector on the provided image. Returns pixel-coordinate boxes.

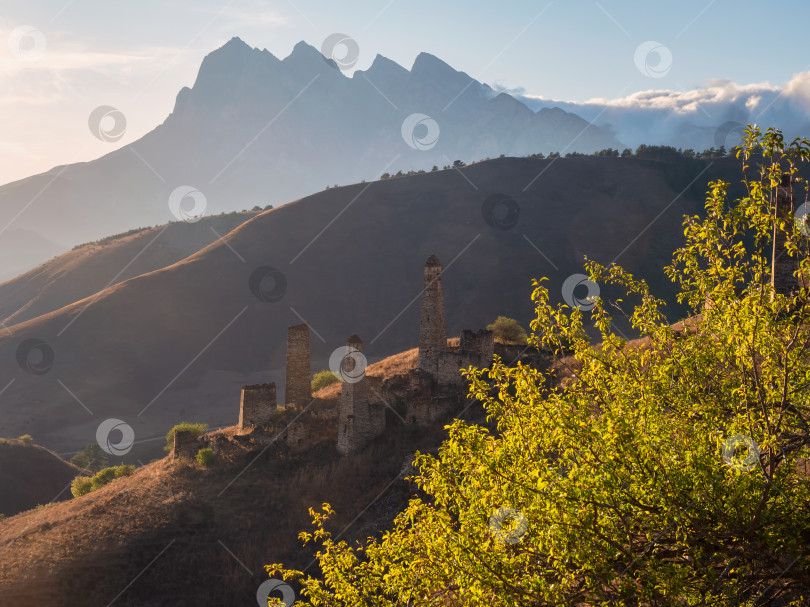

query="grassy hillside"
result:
[0,439,85,517]
[0,156,738,460]
[0,211,261,327]
[0,350,461,606]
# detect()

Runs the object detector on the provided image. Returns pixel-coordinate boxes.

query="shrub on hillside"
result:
[196,447,215,467]
[18,434,33,446]
[486,315,528,344]
[311,370,340,393]
[71,476,93,497]
[71,464,135,498]
[164,422,208,452]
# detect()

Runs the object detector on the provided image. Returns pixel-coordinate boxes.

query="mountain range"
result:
[0,38,622,275]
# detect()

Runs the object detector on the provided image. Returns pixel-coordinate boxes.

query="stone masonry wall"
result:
[285,323,312,407]
[417,255,447,376]
[171,430,200,461]
[238,382,277,431]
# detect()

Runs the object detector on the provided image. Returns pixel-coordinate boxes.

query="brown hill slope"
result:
[0,440,85,517]
[0,156,736,461]
[0,211,260,327]
[0,346,456,607]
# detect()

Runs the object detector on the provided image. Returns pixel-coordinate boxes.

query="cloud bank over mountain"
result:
[513,71,810,151]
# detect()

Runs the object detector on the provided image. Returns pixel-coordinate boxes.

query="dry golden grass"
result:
[314,346,420,399]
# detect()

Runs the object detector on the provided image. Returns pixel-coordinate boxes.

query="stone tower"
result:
[238,383,277,431]
[337,335,385,455]
[772,175,799,298]
[417,255,447,375]
[285,323,311,407]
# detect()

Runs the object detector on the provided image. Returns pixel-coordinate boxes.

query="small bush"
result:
[312,369,339,393]
[72,464,135,498]
[196,448,215,467]
[71,476,93,498]
[90,464,135,491]
[18,434,33,446]
[486,316,528,345]
[164,422,208,451]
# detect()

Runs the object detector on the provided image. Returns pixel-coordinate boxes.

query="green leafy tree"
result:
[70,443,109,472]
[17,434,33,446]
[267,127,810,605]
[486,315,528,345]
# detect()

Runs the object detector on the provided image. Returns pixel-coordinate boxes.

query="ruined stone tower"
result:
[337,335,385,455]
[417,255,447,376]
[238,382,277,431]
[772,175,799,298]
[285,323,311,407]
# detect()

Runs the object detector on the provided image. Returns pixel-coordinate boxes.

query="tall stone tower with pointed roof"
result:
[417,254,447,376]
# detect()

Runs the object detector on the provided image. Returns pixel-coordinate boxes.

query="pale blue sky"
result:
[1,0,809,183]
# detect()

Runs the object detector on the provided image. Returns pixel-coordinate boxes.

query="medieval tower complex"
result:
[235,254,502,454]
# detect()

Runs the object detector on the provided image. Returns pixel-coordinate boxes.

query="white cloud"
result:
[514,72,810,149]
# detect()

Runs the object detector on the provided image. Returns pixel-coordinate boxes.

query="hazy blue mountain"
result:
[0,38,622,271]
